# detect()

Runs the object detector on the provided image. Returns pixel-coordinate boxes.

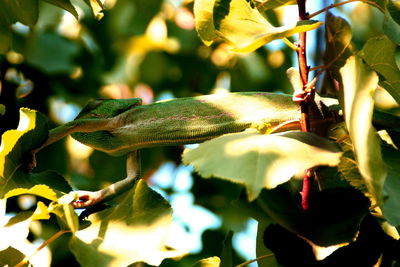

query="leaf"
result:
[323,12,352,74]
[256,221,277,267]
[213,0,322,52]
[183,130,342,200]
[256,0,297,11]
[0,247,27,267]
[220,231,233,267]
[0,27,11,54]
[193,256,221,267]
[256,185,370,247]
[383,4,400,44]
[0,0,39,27]
[70,180,183,267]
[4,184,57,201]
[359,35,400,104]
[24,32,80,74]
[42,0,79,20]
[194,0,218,45]
[5,201,50,226]
[83,0,104,20]
[194,0,322,52]
[49,202,79,232]
[0,104,5,116]
[0,109,71,197]
[381,144,400,227]
[0,108,48,196]
[339,55,387,205]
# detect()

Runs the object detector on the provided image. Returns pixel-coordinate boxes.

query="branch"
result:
[296,0,314,210]
[306,0,385,19]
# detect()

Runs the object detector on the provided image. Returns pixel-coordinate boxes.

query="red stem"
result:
[296,0,314,210]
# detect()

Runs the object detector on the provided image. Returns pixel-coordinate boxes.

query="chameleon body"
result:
[71,92,301,156]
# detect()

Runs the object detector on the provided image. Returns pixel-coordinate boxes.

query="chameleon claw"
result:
[71,190,103,209]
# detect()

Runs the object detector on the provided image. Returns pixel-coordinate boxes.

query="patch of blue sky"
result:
[233,218,258,267]
[170,192,222,253]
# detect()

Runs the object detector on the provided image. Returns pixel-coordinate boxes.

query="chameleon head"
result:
[74,98,142,120]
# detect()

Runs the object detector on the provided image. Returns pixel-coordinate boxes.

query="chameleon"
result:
[37,92,337,209]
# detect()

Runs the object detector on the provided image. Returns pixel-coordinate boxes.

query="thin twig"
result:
[15,230,70,267]
[235,253,275,267]
[306,0,385,19]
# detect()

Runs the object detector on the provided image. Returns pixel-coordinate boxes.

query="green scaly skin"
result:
[71,92,301,156]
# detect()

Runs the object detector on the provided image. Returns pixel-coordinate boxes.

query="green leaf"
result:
[0,104,5,116]
[194,0,218,45]
[24,32,80,74]
[257,0,297,11]
[383,6,400,44]
[360,0,386,12]
[49,202,79,232]
[195,0,322,52]
[70,180,183,267]
[0,247,27,267]
[339,55,387,205]
[5,201,50,226]
[256,221,277,267]
[0,28,11,54]
[42,0,79,20]
[83,0,104,20]
[220,231,233,267]
[323,12,353,75]
[256,185,370,246]
[381,144,400,227]
[387,0,400,24]
[0,109,71,197]
[0,108,48,196]
[213,0,322,52]
[193,256,221,267]
[0,0,39,27]
[359,36,400,104]
[183,130,342,200]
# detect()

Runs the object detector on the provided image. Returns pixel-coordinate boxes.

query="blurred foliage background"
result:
[0,0,397,266]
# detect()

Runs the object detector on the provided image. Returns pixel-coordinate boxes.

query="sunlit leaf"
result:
[83,0,104,20]
[339,55,387,205]
[0,213,31,251]
[256,0,297,11]
[0,247,27,267]
[0,109,71,198]
[212,0,322,52]
[49,201,78,232]
[4,185,57,201]
[42,0,79,20]
[193,256,221,267]
[0,108,47,196]
[5,201,50,226]
[183,130,342,200]
[194,0,322,52]
[70,180,183,267]
[194,0,218,45]
[359,35,400,104]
